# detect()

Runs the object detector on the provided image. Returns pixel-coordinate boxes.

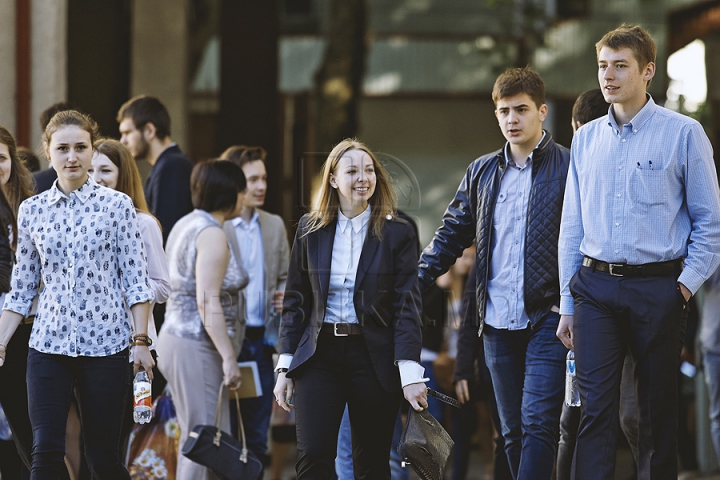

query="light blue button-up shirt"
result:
[233,211,265,327]
[559,96,720,315]
[324,207,371,324]
[484,141,538,330]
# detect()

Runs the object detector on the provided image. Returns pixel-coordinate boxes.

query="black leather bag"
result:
[397,388,461,480]
[181,385,262,480]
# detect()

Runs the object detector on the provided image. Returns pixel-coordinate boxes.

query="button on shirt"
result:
[559,96,720,315]
[4,179,155,357]
[233,212,265,327]
[485,140,539,330]
[324,207,371,324]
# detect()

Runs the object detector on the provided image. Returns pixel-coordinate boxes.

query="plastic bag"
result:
[127,395,180,479]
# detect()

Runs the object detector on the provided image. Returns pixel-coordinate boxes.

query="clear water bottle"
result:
[565,350,581,407]
[133,369,152,424]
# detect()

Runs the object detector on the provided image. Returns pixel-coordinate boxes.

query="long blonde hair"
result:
[305,139,396,239]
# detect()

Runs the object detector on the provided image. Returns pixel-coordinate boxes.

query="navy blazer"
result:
[145,145,194,243]
[278,213,423,392]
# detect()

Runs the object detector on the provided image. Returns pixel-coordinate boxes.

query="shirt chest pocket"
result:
[493,192,510,226]
[629,168,670,209]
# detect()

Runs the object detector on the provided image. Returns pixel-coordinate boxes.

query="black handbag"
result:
[181,385,263,480]
[397,388,461,480]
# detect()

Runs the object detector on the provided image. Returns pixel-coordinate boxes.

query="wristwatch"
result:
[131,334,153,347]
[277,368,289,373]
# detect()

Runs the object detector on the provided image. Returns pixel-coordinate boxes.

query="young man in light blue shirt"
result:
[557,24,720,480]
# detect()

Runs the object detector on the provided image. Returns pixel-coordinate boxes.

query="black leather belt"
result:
[321,322,362,336]
[583,257,683,277]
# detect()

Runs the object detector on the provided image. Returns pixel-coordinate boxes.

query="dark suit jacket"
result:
[145,145,194,243]
[278,213,423,392]
[33,168,57,194]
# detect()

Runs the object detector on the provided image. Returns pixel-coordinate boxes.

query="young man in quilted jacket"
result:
[418,67,569,480]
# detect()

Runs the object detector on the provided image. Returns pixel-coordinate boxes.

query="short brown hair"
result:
[191,160,246,213]
[492,67,545,108]
[572,89,609,126]
[116,96,171,139]
[220,145,267,169]
[596,25,656,85]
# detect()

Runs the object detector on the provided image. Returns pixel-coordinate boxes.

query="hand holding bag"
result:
[397,388,461,480]
[181,385,262,480]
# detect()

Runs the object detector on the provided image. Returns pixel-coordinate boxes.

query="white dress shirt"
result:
[276,206,427,387]
[233,211,265,327]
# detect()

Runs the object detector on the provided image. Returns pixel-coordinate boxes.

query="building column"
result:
[130,0,188,151]
[31,0,68,150]
[0,0,16,135]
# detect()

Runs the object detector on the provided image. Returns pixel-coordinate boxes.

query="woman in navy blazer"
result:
[273,139,427,479]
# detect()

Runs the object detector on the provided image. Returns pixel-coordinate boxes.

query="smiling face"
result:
[329,148,377,217]
[495,93,547,153]
[89,152,119,190]
[46,125,93,193]
[598,46,654,113]
[241,160,267,210]
[0,143,11,186]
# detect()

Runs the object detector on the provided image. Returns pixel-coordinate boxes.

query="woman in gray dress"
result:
[157,160,248,480]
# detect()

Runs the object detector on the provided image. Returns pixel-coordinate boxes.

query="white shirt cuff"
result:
[397,360,429,388]
[276,354,293,371]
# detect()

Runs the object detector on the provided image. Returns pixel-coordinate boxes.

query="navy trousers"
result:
[570,266,687,480]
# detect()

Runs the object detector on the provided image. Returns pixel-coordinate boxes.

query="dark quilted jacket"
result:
[418,132,570,335]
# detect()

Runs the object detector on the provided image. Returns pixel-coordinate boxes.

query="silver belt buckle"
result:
[334,323,349,337]
[608,263,624,276]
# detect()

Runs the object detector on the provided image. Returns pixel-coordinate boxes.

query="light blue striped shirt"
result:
[559,96,720,315]
[233,211,265,327]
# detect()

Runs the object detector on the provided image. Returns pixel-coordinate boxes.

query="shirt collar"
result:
[607,93,656,133]
[47,176,96,206]
[232,210,260,228]
[503,131,545,168]
[338,205,371,234]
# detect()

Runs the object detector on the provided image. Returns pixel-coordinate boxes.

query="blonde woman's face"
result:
[89,152,119,190]
[329,148,376,216]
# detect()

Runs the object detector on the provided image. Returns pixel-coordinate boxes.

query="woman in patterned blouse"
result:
[0,110,156,479]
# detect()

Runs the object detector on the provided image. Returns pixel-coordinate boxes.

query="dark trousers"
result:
[556,352,639,480]
[26,348,132,480]
[293,334,401,480]
[0,324,33,472]
[230,330,276,469]
[570,267,687,480]
[483,313,566,480]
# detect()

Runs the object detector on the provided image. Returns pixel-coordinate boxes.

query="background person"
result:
[157,160,248,480]
[0,126,37,479]
[221,145,290,471]
[0,110,156,479]
[117,95,193,244]
[273,139,427,480]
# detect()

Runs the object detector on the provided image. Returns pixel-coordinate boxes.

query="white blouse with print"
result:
[3,179,154,357]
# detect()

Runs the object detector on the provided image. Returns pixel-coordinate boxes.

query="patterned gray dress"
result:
[162,209,248,345]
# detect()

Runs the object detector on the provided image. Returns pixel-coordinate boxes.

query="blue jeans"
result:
[231,334,275,468]
[26,348,131,480]
[704,350,720,464]
[483,312,566,480]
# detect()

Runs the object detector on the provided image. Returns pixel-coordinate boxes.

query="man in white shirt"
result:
[222,145,290,471]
